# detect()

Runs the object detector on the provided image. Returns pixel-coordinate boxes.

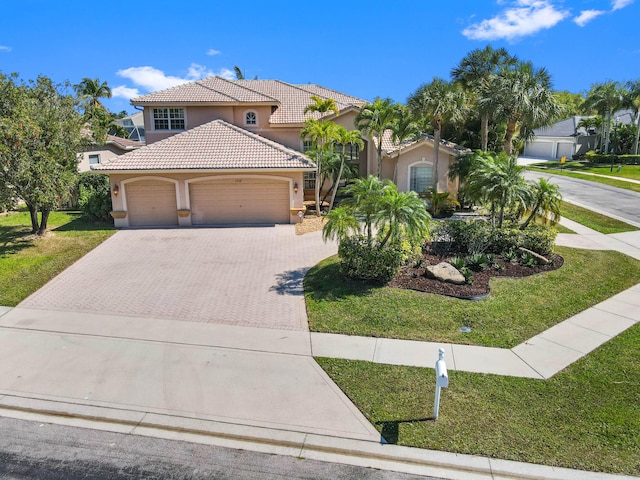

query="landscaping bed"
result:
[389,247,563,299]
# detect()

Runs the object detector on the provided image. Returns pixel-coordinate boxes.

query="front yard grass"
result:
[529,165,640,193]
[305,246,640,348]
[560,201,638,234]
[0,210,115,306]
[317,323,640,475]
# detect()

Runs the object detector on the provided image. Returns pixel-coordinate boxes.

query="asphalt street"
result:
[0,416,442,480]
[524,170,640,227]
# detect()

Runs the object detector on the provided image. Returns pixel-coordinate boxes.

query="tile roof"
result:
[92,119,315,172]
[378,130,470,156]
[106,135,144,149]
[132,77,367,125]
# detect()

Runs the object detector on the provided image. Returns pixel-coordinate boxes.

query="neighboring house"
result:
[79,135,144,172]
[524,110,635,160]
[93,77,464,228]
[114,111,145,142]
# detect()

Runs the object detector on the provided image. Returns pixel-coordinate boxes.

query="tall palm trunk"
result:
[634,113,640,155]
[504,119,517,156]
[481,112,489,151]
[328,154,345,212]
[432,115,442,191]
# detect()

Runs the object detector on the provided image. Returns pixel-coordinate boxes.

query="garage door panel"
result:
[525,142,553,159]
[190,180,289,225]
[126,181,178,226]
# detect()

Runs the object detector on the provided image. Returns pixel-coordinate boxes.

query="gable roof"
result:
[92,119,315,172]
[105,135,144,150]
[533,110,635,138]
[132,77,367,125]
[378,130,470,157]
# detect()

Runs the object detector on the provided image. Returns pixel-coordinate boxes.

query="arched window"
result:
[245,111,257,126]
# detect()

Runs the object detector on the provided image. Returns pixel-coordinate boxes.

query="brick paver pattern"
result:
[20,227,338,331]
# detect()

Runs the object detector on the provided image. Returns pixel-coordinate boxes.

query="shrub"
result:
[448,256,465,270]
[518,224,557,255]
[77,173,112,221]
[465,253,490,272]
[431,220,492,254]
[520,251,539,268]
[338,235,405,284]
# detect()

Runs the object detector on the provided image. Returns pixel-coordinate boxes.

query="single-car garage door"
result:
[556,142,574,159]
[190,179,290,225]
[524,141,553,159]
[126,181,178,226]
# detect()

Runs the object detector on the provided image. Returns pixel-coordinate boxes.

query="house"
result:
[523,110,635,160]
[114,111,145,143]
[79,134,144,172]
[93,77,463,228]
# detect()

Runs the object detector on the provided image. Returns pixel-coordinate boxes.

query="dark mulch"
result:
[388,247,564,299]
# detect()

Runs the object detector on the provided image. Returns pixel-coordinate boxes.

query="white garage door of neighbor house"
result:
[190,179,290,225]
[126,181,178,226]
[556,143,574,159]
[525,142,554,159]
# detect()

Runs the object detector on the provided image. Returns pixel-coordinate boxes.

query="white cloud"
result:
[187,63,214,80]
[116,63,219,93]
[112,85,140,100]
[206,49,221,56]
[462,0,570,41]
[611,0,633,10]
[216,67,235,80]
[574,9,606,26]
[0,45,11,52]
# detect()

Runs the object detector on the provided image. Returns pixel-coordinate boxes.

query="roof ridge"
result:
[205,76,280,103]
[130,79,201,102]
[214,118,309,158]
[294,83,367,106]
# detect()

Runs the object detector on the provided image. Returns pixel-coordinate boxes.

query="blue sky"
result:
[1,0,638,114]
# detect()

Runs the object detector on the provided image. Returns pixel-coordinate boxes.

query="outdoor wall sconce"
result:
[113,184,120,196]
[293,182,299,194]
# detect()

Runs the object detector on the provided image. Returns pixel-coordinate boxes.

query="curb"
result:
[0,396,636,480]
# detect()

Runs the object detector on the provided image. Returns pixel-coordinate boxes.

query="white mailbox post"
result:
[433,348,448,420]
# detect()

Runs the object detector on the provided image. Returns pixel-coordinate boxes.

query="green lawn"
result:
[529,165,640,193]
[317,323,640,475]
[0,210,115,306]
[560,201,638,234]
[305,247,640,348]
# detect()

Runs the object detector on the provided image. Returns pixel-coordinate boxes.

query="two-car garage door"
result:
[124,178,290,227]
[190,179,289,225]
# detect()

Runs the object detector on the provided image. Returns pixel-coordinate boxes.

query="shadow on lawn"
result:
[0,224,36,257]
[53,216,114,232]
[304,261,377,300]
[377,418,434,444]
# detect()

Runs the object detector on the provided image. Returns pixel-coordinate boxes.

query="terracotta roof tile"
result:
[92,119,315,171]
[106,135,144,149]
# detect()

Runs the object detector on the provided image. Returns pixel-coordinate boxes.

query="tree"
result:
[389,105,420,183]
[233,66,244,80]
[327,126,363,211]
[407,78,468,191]
[583,81,631,154]
[300,118,338,215]
[627,79,640,155]
[0,73,83,235]
[553,90,585,118]
[355,97,398,177]
[466,152,530,228]
[520,178,562,230]
[480,61,561,156]
[451,45,518,151]
[304,95,339,119]
[73,77,111,109]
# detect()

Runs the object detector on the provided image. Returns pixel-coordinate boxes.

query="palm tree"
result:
[480,62,561,156]
[520,178,562,230]
[466,152,530,228]
[322,206,360,243]
[73,77,112,109]
[342,175,392,245]
[300,118,339,215]
[304,95,339,120]
[583,81,631,154]
[233,66,244,80]
[627,79,640,155]
[355,97,399,177]
[407,78,468,191]
[389,105,420,183]
[327,126,364,211]
[451,46,518,151]
[377,188,431,248]
[576,116,602,151]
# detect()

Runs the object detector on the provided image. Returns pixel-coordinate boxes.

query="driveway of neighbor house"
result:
[19,226,338,331]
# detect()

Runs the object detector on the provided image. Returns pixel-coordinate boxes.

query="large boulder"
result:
[425,262,466,285]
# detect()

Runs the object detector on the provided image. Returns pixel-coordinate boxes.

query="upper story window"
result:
[89,154,100,165]
[153,108,185,130]
[245,111,257,126]
[302,140,313,152]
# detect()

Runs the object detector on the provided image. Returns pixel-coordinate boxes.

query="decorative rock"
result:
[425,262,466,285]
[518,247,550,265]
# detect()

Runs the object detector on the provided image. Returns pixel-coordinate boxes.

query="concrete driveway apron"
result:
[19,226,338,331]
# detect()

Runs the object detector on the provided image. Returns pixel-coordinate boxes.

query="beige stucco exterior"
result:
[108,171,306,228]
[79,145,124,173]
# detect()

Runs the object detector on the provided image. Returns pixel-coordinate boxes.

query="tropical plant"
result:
[583,81,632,154]
[389,105,420,183]
[479,61,561,155]
[466,151,531,228]
[627,78,640,155]
[233,66,244,80]
[327,126,363,211]
[304,95,339,119]
[355,97,399,177]
[520,178,562,230]
[451,45,518,151]
[407,78,468,190]
[73,77,112,109]
[423,190,460,218]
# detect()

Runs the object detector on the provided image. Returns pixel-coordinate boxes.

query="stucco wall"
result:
[384,143,457,194]
[79,145,123,172]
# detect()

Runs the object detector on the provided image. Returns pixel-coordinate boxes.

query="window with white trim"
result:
[153,108,185,130]
[303,171,316,190]
[409,165,433,193]
[245,111,257,126]
[88,154,100,165]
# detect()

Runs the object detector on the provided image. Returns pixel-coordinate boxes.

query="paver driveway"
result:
[20,226,338,331]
